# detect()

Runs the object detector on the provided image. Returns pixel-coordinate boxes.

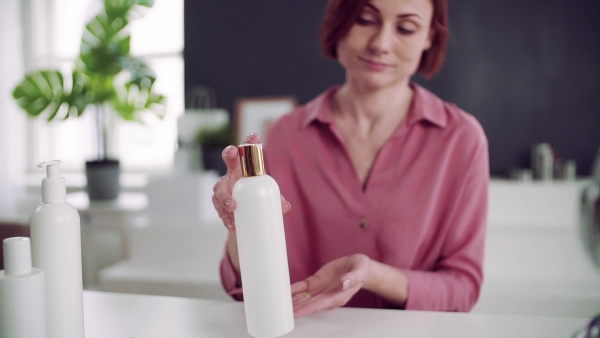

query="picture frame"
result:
[234,96,297,144]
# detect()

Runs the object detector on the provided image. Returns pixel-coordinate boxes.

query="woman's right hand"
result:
[211,133,292,233]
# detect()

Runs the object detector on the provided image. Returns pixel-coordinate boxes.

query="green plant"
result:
[12,0,165,161]
[195,125,235,148]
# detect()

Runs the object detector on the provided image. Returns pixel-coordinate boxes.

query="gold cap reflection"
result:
[238,143,266,177]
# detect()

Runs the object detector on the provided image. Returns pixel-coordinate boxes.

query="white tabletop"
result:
[83,291,589,338]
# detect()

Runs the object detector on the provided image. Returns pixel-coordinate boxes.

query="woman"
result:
[213,0,489,317]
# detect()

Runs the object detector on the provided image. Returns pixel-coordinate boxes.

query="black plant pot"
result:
[202,146,227,176]
[85,159,120,201]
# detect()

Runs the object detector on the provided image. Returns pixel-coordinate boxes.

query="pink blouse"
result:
[220,83,489,312]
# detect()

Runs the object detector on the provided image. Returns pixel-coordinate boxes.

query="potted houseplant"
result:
[12,0,165,200]
[196,124,234,176]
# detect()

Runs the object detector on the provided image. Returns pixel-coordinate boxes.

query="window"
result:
[25,0,184,173]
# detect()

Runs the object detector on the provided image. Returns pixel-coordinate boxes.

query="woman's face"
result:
[337,0,434,90]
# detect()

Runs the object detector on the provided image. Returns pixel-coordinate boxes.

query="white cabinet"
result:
[473,179,600,318]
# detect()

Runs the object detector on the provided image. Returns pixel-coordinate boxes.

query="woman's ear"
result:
[424,27,435,51]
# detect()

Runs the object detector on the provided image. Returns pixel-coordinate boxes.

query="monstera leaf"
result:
[12,70,92,121]
[11,0,165,159]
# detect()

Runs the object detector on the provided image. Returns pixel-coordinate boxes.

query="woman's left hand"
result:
[291,254,371,318]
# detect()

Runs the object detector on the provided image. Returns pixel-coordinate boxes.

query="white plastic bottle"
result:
[0,237,47,338]
[30,160,85,338]
[233,143,294,338]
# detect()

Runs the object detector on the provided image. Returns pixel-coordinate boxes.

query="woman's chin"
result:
[355,76,405,91]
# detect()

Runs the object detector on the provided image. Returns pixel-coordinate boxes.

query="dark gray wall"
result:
[184,0,600,176]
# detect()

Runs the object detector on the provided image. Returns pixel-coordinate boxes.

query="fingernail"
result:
[248,132,258,139]
[286,201,292,212]
[293,292,311,304]
[224,145,234,155]
[224,199,235,212]
[342,278,351,290]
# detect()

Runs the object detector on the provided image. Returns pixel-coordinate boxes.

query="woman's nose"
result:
[368,26,394,54]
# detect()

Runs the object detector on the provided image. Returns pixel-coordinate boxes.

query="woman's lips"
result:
[360,57,392,71]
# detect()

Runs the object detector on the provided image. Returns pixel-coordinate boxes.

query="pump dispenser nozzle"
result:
[38,159,62,179]
[37,160,66,204]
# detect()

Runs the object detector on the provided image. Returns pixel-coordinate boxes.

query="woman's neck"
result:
[333,80,413,135]
[330,80,414,187]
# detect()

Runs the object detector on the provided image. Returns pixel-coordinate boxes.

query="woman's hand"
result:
[212,133,291,274]
[291,254,371,318]
[211,133,292,232]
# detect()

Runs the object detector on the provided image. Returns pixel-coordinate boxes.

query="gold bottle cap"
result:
[238,143,266,177]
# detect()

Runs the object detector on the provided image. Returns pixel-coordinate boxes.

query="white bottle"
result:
[30,160,85,338]
[233,143,294,338]
[0,237,47,338]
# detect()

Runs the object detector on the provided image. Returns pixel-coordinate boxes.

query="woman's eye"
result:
[397,25,416,35]
[356,16,376,26]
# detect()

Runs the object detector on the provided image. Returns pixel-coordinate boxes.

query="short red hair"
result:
[320,0,449,78]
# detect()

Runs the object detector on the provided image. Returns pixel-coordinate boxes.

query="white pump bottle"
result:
[232,144,294,338]
[30,160,85,338]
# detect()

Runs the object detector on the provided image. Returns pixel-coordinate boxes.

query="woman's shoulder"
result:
[267,86,338,137]
[264,88,337,163]
[414,83,487,145]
